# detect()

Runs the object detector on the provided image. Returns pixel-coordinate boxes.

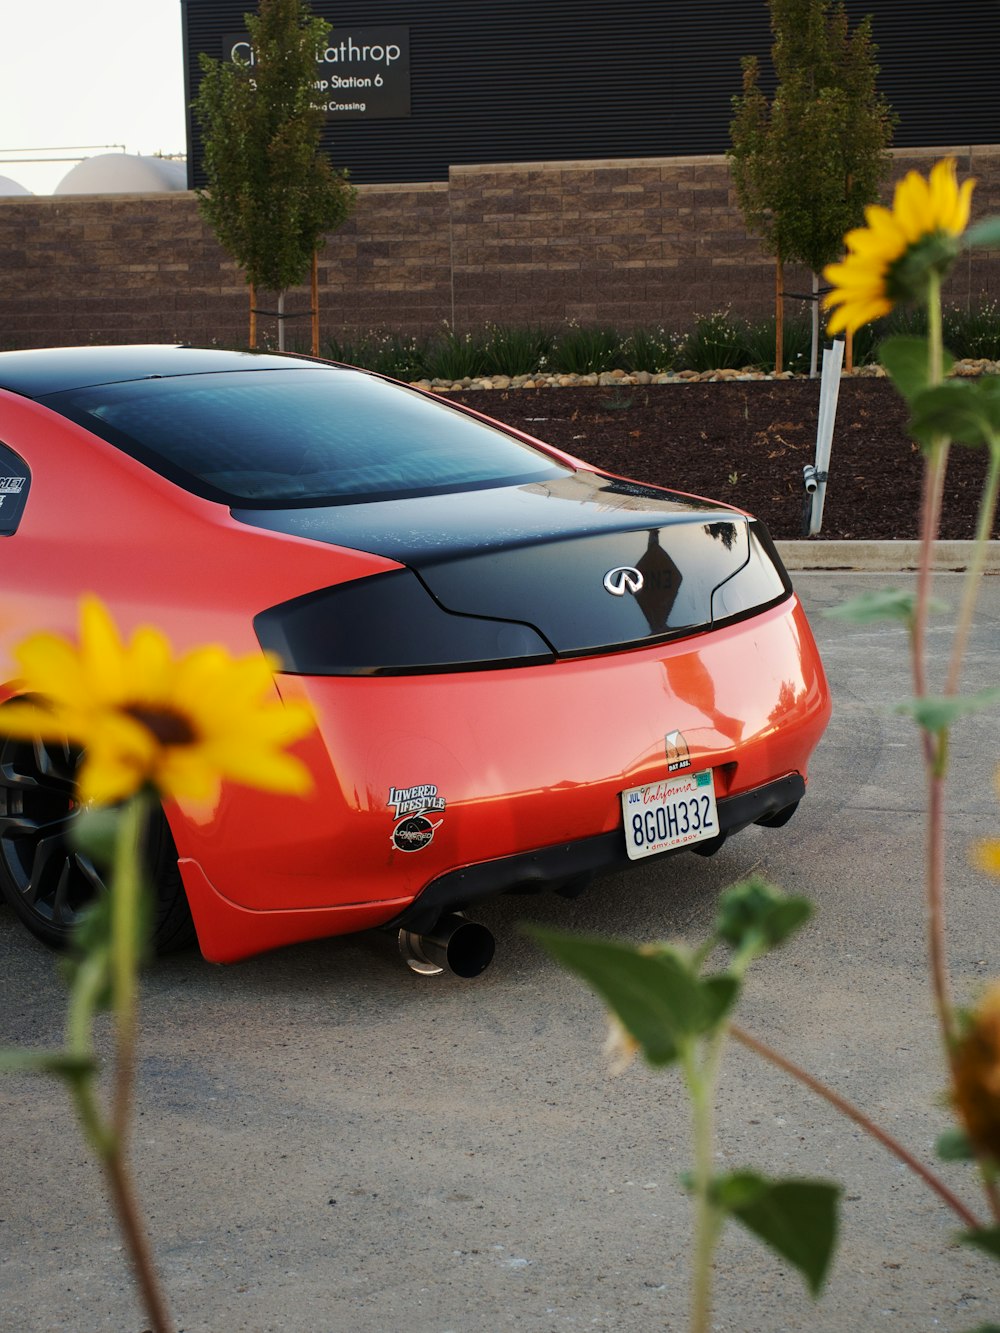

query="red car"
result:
[0,346,830,975]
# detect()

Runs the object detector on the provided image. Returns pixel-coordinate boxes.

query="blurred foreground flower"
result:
[603,1013,640,1075]
[0,595,315,805]
[952,982,1000,1163]
[824,158,975,335]
[973,770,1000,876]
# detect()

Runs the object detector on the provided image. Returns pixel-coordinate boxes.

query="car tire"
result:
[0,730,195,954]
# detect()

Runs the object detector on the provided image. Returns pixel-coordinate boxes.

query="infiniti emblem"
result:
[603,566,644,596]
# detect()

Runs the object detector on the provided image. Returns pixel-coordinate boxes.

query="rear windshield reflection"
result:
[45,367,567,506]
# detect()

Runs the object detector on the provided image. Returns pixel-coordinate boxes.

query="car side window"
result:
[0,443,30,535]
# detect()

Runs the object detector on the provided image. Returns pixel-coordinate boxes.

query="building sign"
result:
[224,26,410,119]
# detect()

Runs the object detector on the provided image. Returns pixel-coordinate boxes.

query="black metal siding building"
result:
[181,1,1000,187]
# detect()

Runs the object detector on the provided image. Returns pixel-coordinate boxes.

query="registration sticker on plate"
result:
[621,770,718,860]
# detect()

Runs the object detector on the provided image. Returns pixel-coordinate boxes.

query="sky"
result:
[0,0,188,194]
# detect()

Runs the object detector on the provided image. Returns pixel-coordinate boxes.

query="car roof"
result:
[0,344,319,398]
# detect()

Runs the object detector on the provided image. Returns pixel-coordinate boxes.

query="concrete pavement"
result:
[1,571,999,1332]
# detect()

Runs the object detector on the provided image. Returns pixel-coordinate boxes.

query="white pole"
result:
[806,337,844,535]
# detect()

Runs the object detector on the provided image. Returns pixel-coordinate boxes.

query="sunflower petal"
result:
[4,596,315,807]
[973,839,1000,877]
[823,158,974,336]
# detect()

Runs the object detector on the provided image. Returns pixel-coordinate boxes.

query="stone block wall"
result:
[1,146,998,352]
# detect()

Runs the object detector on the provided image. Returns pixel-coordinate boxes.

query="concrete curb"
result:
[776,540,1000,573]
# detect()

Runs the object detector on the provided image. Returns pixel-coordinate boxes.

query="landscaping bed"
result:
[448,376,999,542]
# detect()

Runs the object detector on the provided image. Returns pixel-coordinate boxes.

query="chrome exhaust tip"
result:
[398,912,495,978]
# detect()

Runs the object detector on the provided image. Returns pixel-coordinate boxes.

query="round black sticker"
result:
[392,814,436,852]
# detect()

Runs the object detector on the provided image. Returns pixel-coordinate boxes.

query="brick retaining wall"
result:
[2,147,998,351]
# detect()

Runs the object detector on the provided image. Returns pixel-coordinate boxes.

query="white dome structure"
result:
[0,174,33,196]
[54,154,187,195]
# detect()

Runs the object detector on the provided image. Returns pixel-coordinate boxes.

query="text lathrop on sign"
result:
[223,26,410,119]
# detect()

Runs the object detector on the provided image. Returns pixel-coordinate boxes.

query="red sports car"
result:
[0,346,830,975]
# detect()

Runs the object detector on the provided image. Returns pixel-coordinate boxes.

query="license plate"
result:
[621,770,719,859]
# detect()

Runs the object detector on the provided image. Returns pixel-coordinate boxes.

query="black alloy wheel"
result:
[0,730,194,953]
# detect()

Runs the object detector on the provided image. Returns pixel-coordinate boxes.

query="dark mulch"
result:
[450,379,996,542]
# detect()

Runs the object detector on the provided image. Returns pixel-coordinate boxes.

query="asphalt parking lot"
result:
[2,571,999,1332]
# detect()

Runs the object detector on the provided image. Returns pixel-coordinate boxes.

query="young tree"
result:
[193,0,356,350]
[728,0,894,373]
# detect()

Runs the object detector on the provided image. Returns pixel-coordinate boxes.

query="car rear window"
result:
[43,366,568,506]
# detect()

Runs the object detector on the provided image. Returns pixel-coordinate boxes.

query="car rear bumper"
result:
[389,772,805,932]
[172,594,829,961]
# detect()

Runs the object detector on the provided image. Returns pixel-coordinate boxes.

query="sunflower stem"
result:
[684,1048,716,1333]
[64,946,115,1158]
[104,791,174,1333]
[111,793,146,1141]
[729,1023,982,1229]
[911,273,960,1066]
[683,1023,729,1333]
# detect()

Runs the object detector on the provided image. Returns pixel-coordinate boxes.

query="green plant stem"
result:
[65,947,116,1158]
[916,273,959,1061]
[945,438,1000,696]
[105,791,174,1333]
[683,1028,728,1333]
[729,1023,982,1230]
[112,794,146,1140]
[913,270,948,714]
[925,284,1000,1226]
[926,770,956,1052]
[913,442,950,723]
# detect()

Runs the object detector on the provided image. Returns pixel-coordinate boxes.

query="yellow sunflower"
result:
[823,157,975,336]
[952,981,1000,1163]
[0,596,315,806]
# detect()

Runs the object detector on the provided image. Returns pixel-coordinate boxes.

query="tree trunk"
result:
[775,256,784,375]
[249,283,257,351]
[277,290,286,352]
[810,271,820,379]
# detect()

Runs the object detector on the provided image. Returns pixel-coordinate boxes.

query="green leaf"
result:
[879,335,953,405]
[711,1171,841,1296]
[526,927,738,1065]
[0,1048,96,1078]
[899,687,1000,734]
[909,379,1000,450]
[959,1226,1000,1262]
[966,217,1000,250]
[701,973,741,1026]
[936,1127,975,1162]
[956,1325,1000,1333]
[716,877,812,954]
[823,588,947,628]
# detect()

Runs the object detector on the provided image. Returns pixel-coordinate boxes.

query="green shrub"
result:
[482,324,554,377]
[322,300,999,384]
[852,305,930,364]
[324,330,427,380]
[677,311,748,372]
[943,300,1000,361]
[421,326,490,381]
[550,323,626,375]
[740,317,811,374]
[621,326,678,373]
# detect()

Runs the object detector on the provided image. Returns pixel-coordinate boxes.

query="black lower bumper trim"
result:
[389,773,806,933]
